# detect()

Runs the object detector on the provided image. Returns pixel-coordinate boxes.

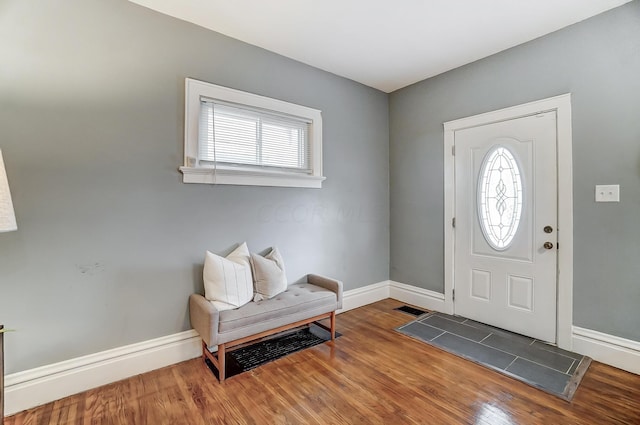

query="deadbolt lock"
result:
[544,226,553,234]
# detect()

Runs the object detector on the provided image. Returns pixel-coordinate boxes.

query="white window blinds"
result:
[198,100,311,173]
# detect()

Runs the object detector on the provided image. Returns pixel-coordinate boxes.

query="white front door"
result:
[453,111,558,343]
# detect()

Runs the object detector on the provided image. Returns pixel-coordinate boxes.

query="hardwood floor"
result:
[7,299,640,424]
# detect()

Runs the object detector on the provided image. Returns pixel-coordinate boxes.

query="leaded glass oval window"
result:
[478,145,523,250]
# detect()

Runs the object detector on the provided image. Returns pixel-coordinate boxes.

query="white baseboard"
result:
[4,280,390,416]
[389,280,447,312]
[4,330,202,416]
[572,326,640,375]
[6,282,639,416]
[339,280,390,313]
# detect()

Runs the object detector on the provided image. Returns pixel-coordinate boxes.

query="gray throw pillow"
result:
[250,247,287,302]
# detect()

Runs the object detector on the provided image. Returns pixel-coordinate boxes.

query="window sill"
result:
[179,166,325,188]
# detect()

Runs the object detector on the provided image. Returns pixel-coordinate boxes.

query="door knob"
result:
[543,242,554,250]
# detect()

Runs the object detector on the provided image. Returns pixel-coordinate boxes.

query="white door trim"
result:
[443,94,573,350]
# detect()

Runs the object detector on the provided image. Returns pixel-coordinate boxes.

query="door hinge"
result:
[452,217,456,228]
[452,145,455,155]
[452,289,455,301]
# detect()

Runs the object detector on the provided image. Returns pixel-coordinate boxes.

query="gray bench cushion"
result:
[216,283,337,344]
[189,274,343,347]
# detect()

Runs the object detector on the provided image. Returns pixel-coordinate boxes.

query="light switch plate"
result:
[595,185,620,202]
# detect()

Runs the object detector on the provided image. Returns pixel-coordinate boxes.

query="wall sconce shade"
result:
[0,149,17,233]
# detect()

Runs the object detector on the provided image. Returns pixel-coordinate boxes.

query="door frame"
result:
[443,94,573,350]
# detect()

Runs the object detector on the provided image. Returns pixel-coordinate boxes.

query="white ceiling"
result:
[129,0,632,93]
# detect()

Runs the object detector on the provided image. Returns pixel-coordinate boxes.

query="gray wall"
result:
[390,1,640,342]
[0,0,389,373]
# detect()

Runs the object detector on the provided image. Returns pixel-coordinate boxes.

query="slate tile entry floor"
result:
[397,311,591,401]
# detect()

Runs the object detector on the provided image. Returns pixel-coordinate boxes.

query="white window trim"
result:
[180,78,325,188]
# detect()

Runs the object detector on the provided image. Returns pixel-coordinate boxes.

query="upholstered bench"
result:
[189,273,343,381]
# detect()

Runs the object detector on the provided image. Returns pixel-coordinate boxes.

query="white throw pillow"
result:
[250,247,288,302]
[203,242,254,310]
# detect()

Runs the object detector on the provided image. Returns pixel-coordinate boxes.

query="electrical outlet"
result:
[595,185,620,202]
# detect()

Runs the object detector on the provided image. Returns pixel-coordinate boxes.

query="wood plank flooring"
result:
[6,299,640,424]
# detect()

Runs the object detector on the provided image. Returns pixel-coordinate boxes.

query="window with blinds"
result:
[198,101,311,173]
[181,78,324,188]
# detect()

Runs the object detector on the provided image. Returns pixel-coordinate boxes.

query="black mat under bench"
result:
[205,324,340,380]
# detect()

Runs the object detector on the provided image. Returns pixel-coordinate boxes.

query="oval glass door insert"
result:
[478,145,523,250]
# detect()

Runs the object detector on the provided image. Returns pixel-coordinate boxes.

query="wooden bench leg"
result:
[202,341,226,383]
[330,311,336,341]
[310,311,337,340]
[218,343,226,382]
[202,341,210,364]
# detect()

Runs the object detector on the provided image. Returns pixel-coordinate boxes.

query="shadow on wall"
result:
[192,263,204,294]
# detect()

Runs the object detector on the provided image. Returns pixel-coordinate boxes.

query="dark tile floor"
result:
[397,311,591,400]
